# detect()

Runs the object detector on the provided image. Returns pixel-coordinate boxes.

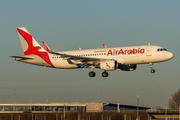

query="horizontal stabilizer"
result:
[10,56,34,61]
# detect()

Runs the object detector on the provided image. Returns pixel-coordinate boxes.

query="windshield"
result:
[157,48,167,51]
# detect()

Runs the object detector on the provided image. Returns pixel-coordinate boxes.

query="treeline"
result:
[0,112,148,120]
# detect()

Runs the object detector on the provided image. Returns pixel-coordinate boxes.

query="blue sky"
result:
[0,0,179,108]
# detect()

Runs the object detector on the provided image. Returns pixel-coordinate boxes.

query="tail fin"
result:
[17,27,46,55]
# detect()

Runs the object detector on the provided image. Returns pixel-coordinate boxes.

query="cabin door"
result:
[146,46,152,56]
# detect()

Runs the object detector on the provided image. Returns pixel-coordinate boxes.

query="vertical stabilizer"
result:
[17,27,46,55]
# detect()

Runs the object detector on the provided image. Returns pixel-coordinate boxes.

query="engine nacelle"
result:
[118,64,137,71]
[100,60,117,71]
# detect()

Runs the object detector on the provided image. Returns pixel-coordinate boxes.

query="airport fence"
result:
[0,111,149,120]
[1,109,180,120]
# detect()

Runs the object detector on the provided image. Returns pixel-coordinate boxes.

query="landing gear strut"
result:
[89,67,96,77]
[149,63,155,73]
[102,71,108,77]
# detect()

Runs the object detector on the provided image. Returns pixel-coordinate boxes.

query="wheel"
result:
[102,71,109,77]
[89,71,96,77]
[150,69,155,73]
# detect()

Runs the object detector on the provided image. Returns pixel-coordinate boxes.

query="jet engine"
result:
[100,60,117,71]
[118,64,137,71]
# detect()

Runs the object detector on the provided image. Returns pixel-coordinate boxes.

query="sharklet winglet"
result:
[103,44,107,48]
[42,41,51,52]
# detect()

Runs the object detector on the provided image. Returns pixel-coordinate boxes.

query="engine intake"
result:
[118,64,137,71]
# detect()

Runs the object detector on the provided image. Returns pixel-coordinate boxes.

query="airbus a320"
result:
[11,27,174,77]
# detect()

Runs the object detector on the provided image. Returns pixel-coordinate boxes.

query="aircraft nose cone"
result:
[168,52,174,60]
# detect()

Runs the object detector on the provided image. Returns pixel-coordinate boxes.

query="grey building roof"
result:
[103,103,151,111]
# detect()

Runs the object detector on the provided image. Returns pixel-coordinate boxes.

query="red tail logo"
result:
[17,28,44,55]
[17,28,55,67]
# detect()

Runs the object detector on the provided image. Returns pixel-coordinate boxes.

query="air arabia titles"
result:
[107,48,145,56]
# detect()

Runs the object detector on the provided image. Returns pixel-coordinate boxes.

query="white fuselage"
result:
[23,45,173,69]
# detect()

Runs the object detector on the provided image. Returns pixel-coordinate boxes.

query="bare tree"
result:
[168,89,180,110]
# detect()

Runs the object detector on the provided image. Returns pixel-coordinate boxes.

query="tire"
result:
[151,69,155,73]
[102,72,109,77]
[89,71,96,77]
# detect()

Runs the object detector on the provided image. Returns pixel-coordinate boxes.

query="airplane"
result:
[11,27,174,77]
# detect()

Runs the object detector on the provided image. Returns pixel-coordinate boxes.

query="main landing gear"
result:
[89,71,96,77]
[149,63,155,73]
[102,71,108,77]
[89,67,109,77]
[89,67,96,77]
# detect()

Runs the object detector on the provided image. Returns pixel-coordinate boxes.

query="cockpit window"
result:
[157,48,167,51]
[163,48,167,51]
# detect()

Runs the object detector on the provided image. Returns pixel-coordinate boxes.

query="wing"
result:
[49,51,104,66]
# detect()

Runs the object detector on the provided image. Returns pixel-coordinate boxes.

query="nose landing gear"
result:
[149,63,155,73]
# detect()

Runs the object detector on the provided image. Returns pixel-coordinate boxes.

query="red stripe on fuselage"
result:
[36,52,55,68]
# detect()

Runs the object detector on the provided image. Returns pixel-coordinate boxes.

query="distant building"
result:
[0,102,102,113]
[0,102,150,113]
[103,103,151,111]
